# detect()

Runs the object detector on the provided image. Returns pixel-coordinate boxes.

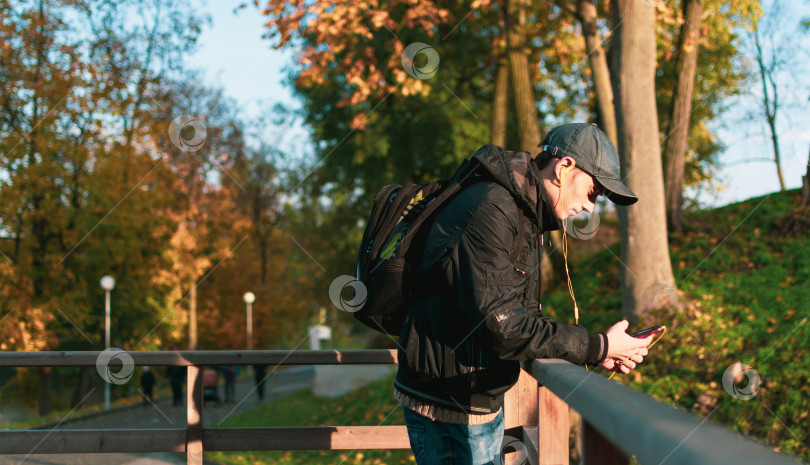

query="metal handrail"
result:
[523,359,804,465]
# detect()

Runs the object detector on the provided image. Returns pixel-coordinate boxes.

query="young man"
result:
[394,123,652,464]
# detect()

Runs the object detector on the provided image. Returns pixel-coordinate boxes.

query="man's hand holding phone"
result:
[600,320,653,374]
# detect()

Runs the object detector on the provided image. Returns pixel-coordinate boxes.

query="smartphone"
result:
[630,325,663,338]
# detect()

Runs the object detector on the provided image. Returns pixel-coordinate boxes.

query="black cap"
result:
[538,123,638,206]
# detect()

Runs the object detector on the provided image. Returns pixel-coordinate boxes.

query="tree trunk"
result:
[576,0,617,146]
[767,112,786,191]
[505,0,542,153]
[609,0,679,321]
[664,0,702,233]
[802,143,810,206]
[491,57,509,147]
[492,10,509,147]
[260,234,268,284]
[753,28,786,191]
[189,281,197,350]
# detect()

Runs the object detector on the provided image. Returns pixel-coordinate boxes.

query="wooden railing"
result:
[0,350,802,465]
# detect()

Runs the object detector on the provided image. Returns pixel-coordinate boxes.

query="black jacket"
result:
[394,145,608,415]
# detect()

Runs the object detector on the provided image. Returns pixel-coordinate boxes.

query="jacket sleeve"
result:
[528,294,609,365]
[446,197,607,365]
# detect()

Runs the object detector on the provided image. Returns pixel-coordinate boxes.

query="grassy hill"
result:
[211,189,808,464]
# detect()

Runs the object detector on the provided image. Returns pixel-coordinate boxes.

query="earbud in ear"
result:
[559,165,573,186]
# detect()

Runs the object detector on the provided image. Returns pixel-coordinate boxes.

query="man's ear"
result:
[555,157,577,184]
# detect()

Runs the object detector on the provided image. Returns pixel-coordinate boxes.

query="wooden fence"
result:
[0,350,802,465]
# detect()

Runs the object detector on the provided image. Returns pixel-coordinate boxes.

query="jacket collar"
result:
[471,144,563,232]
[529,155,563,232]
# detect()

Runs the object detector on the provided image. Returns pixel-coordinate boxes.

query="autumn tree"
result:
[0,0,328,418]
[261,1,605,299]
[0,0,113,414]
[655,0,757,230]
[609,0,679,319]
[258,2,504,323]
[750,1,791,192]
[557,0,756,234]
[195,145,291,350]
[143,78,252,350]
[556,0,617,144]
[0,0,208,412]
[662,0,702,233]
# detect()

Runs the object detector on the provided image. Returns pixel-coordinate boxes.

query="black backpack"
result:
[353,154,525,335]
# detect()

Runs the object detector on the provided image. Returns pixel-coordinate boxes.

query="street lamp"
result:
[100,275,116,410]
[243,292,255,350]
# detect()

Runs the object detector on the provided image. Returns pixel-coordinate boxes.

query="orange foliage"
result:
[261,0,481,107]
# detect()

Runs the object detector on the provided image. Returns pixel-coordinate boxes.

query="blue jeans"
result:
[403,406,505,465]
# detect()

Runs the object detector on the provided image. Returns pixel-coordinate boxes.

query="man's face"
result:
[555,167,604,220]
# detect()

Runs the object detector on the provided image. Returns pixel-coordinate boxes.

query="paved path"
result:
[0,367,315,465]
[1,364,395,465]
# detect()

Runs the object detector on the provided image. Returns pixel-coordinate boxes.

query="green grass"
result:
[207,373,414,465]
[543,189,809,460]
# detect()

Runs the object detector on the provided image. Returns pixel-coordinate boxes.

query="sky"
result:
[185,2,297,114]
[186,1,810,208]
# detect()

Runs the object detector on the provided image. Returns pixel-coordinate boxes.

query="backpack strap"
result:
[401,158,483,241]
[449,157,481,183]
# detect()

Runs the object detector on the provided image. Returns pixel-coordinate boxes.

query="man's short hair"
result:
[533,149,558,170]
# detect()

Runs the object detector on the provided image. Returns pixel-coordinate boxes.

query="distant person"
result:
[140,366,156,406]
[254,364,267,401]
[202,367,221,406]
[222,365,236,403]
[166,360,187,407]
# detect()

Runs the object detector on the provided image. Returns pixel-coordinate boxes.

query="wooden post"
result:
[536,384,568,465]
[187,365,203,465]
[503,373,520,465]
[582,420,628,465]
[504,369,539,428]
[504,369,540,464]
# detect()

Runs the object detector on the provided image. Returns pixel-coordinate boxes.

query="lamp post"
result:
[100,275,116,411]
[243,292,255,350]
